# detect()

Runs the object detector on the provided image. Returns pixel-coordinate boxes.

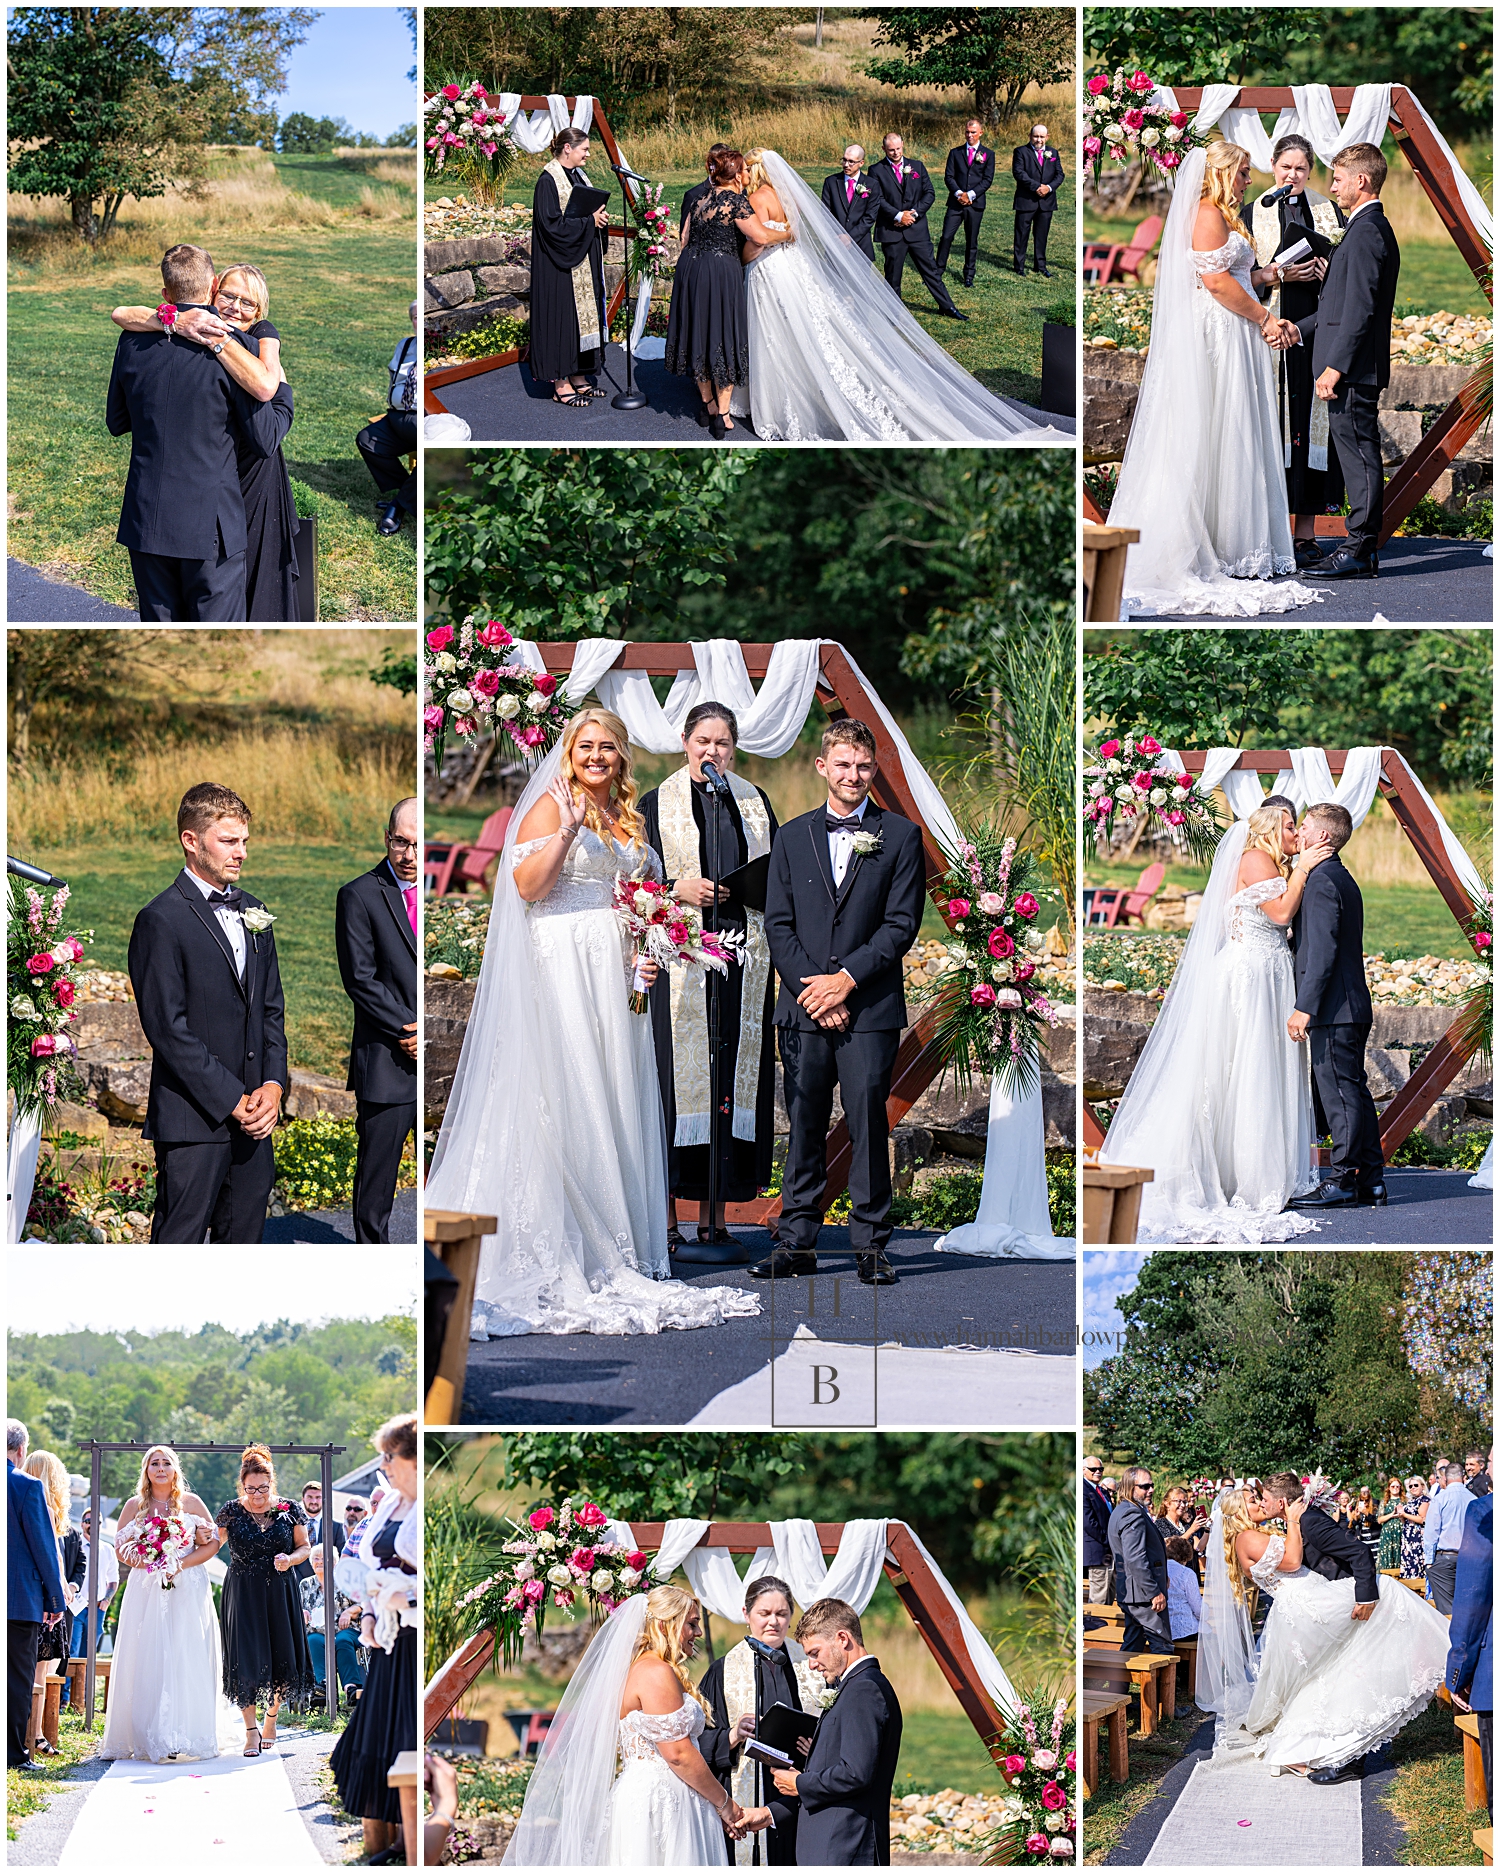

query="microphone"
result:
[7,856,66,887]
[1259,184,1296,206]
[700,761,731,798]
[610,161,651,185]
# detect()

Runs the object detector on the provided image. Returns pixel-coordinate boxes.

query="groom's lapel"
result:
[173,874,248,1002]
[833,802,880,912]
[808,814,837,904]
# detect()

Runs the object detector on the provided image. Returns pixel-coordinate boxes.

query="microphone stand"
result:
[610,161,649,412]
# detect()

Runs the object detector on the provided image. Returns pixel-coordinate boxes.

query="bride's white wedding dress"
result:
[99,1515,239,1762]
[606,1698,727,1865]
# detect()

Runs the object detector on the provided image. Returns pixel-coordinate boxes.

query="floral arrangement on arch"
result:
[1082,732,1222,865]
[455,1496,654,1667]
[915,826,1059,1098]
[985,1695,1075,1864]
[8,880,90,1121]
[1082,68,1204,181]
[423,79,517,198]
[423,619,570,773]
[1457,886,1492,1069]
[629,180,674,281]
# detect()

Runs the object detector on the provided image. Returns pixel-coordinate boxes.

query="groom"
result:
[128,783,287,1242]
[760,720,926,1286]
[1273,143,1400,581]
[1284,802,1387,1210]
[771,1598,902,1865]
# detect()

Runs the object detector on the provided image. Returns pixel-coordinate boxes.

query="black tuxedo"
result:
[821,169,879,262]
[127,871,288,1242]
[1291,854,1382,1189]
[335,861,418,1242]
[1298,1504,1379,1603]
[105,323,284,621]
[937,143,995,281]
[1294,203,1400,558]
[765,803,925,1255]
[868,157,959,313]
[794,1658,902,1866]
[700,1643,806,1864]
[1011,143,1064,272]
[679,177,712,239]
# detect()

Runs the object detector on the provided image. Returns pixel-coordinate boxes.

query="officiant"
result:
[1251,134,1347,569]
[529,126,611,408]
[699,1576,821,1866]
[641,702,779,1249]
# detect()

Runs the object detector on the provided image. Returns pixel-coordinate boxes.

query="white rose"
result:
[993,959,1014,983]
[534,1530,557,1551]
[634,889,652,913]
[994,987,1023,1008]
[618,1567,641,1588]
[592,1569,615,1593]
[513,1559,534,1581]
[1090,780,1107,797]
[495,693,520,720]
[1024,927,1046,954]
[1105,758,1122,774]
[1140,128,1159,148]
[446,687,474,712]
[433,652,457,674]
[242,906,275,933]
[1045,1813,1065,1832]
[547,1564,571,1586]
[1165,126,1183,143]
[1101,124,1121,143]
[526,691,550,714]
[1149,787,1167,806]
[1114,786,1134,802]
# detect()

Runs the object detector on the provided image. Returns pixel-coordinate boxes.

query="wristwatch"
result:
[211,341,225,356]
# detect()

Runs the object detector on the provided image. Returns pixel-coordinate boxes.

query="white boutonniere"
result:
[851,829,882,856]
[816,1683,840,1710]
[242,906,276,933]
[856,183,869,196]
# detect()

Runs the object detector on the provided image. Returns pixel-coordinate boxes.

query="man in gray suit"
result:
[1107,1466,1173,1655]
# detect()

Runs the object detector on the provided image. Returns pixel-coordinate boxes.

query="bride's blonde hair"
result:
[1245,802,1293,878]
[1220,1487,1261,1606]
[632,1583,714,1723]
[1201,140,1253,242]
[558,707,646,850]
[742,149,773,196]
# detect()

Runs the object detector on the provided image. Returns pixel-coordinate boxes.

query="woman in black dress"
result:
[640,702,779,1246]
[109,261,300,618]
[217,1443,314,1757]
[530,126,612,409]
[330,1412,418,1865]
[665,149,793,438]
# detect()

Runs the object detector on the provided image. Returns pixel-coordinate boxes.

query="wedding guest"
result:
[293,1479,346,1587]
[937,117,994,286]
[1398,1475,1432,1581]
[1348,1485,1382,1557]
[23,1453,82,1736]
[331,1414,419,1865]
[301,1543,366,1707]
[357,302,419,536]
[1446,1449,1493,1820]
[870,133,965,318]
[7,1420,66,1772]
[1101,1476,1117,1500]
[346,1489,383,1562]
[1426,1461,1473,1614]
[530,127,611,409]
[336,799,419,1242]
[821,145,878,262]
[1083,1457,1115,1605]
[1377,1477,1405,1571]
[1010,123,1063,278]
[217,1444,315,1756]
[1107,1468,1173,1656]
[641,704,779,1247]
[424,1751,461,1865]
[1163,1535,1202,1641]
[681,144,733,237]
[1154,1486,1210,1559]
[1333,1488,1353,1528]
[1465,1449,1492,1496]
[343,1497,370,1554]
[59,1505,117,1710]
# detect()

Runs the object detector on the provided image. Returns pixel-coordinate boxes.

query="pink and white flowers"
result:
[423,80,516,176]
[1083,730,1218,853]
[1081,68,1205,180]
[613,875,743,1014]
[422,617,570,772]
[9,880,90,1118]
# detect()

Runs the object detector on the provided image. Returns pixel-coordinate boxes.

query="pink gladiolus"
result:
[988,928,1015,960]
[532,671,558,695]
[1122,108,1145,132]
[1014,892,1040,918]
[947,897,971,919]
[26,953,55,974]
[477,620,513,647]
[1099,739,1120,758]
[1014,961,1036,982]
[1026,1837,1049,1857]
[1042,1781,1066,1811]
[1086,75,1109,95]
[481,142,497,158]
[427,625,455,651]
[30,1035,58,1057]
[970,984,997,1008]
[1083,136,1102,157]
[528,1507,555,1529]
[576,1502,608,1530]
[1137,734,1162,755]
[1170,110,1189,128]
[442,84,461,100]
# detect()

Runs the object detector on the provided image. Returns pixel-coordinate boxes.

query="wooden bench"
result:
[424,1211,496,1424]
[1085,1618,1127,1648]
[65,1656,110,1714]
[388,1749,419,1865]
[41,1666,65,1751]
[1083,523,1141,621]
[1082,1688,1131,1798]
[1083,1646,1177,1736]
[1082,1163,1155,1243]
[1475,1826,1492,1866]
[1396,1575,1430,1595]
[1456,1710,1489,1811]
[1174,1635,1199,1702]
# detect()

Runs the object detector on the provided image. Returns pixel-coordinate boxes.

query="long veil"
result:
[502,1596,649,1865]
[1197,1491,1262,1765]
[754,151,1065,445]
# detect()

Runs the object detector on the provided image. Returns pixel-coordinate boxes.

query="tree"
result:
[1084,628,1320,747]
[502,1433,808,1525]
[1084,7,1324,88]
[866,9,1075,125]
[386,122,418,149]
[278,111,341,154]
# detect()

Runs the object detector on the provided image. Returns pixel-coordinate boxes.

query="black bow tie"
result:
[826,814,864,833]
[206,887,243,910]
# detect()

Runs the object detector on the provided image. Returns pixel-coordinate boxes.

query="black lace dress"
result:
[329,1509,417,1823]
[231,318,301,622]
[216,1499,315,1710]
[665,188,753,389]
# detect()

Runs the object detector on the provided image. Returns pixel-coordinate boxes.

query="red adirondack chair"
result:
[424,808,513,897]
[1082,215,1164,286]
[1086,862,1165,928]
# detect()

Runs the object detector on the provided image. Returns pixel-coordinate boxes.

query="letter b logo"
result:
[812,1365,840,1404]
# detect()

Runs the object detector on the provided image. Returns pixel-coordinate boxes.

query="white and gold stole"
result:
[543,159,603,353]
[722,1639,825,1868]
[1251,188,1342,472]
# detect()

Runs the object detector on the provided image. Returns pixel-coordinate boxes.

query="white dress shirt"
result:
[827,794,870,890]
[182,866,245,976]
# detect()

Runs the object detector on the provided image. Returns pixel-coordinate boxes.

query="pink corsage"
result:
[157,303,178,340]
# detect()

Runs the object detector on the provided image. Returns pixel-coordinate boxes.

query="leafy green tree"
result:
[278,111,342,153]
[1084,7,1324,87]
[1085,628,1320,747]
[502,1433,809,1524]
[866,8,1075,125]
[386,122,418,149]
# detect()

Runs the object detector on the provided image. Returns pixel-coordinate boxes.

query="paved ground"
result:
[1294,1169,1491,1244]
[427,342,1072,446]
[460,1225,1076,1424]
[8,560,137,622]
[263,1188,417,1243]
[1133,536,1492,623]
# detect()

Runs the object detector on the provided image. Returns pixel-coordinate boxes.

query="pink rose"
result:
[1083,136,1102,157]
[1160,150,1181,169]
[424,705,445,731]
[1127,69,1154,93]
[1014,892,1040,918]
[1041,1781,1066,1811]
[1003,1753,1025,1777]
[1098,739,1120,758]
[528,1507,555,1530]
[518,724,546,748]
[477,620,513,647]
[522,1579,545,1605]
[473,83,488,98]
[426,137,440,151]
[988,928,1015,960]
[947,897,971,919]
[1122,108,1145,132]
[627,1550,648,1570]
[55,981,75,1007]
[575,1502,608,1530]
[1086,74,1109,96]
[1175,771,1195,788]
[1166,810,1186,826]
[1137,734,1162,755]
[1476,931,1492,949]
[1026,1837,1049,1857]
[426,625,455,651]
[66,938,84,961]
[30,1035,58,1057]
[977,892,1004,914]
[26,952,55,974]
[1032,1749,1058,1772]
[970,984,997,1008]
[1131,771,1154,792]
[1170,110,1189,128]
[471,668,501,697]
[569,1548,597,1574]
[441,84,461,100]
[532,671,558,695]
[1014,961,1036,982]
[1065,1750,1076,1771]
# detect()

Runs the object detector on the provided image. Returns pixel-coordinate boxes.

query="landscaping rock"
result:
[71,1000,149,1057]
[1365,1048,1411,1101]
[1084,985,1160,1028]
[1043,1007,1077,1081]
[1416,1093,1470,1148]
[1042,1077,1075,1146]
[1083,1015,1151,1099]
[282,1068,358,1122]
[425,292,529,340]
[891,1124,934,1190]
[1367,1004,1462,1048]
[41,1101,109,1141]
[425,233,530,272]
[1465,1080,1493,1120]
[475,263,532,296]
[424,977,477,1123]
[425,268,476,310]
[80,1059,152,1125]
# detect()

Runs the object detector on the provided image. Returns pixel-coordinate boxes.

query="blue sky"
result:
[275,7,416,139]
[1082,1250,1150,1369]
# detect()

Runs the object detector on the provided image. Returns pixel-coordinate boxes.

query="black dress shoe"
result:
[1286,1178,1360,1210]
[1013,266,1026,276]
[962,273,976,288]
[749,1247,818,1279]
[856,1252,897,1285]
[1035,264,1052,277]
[12,1758,46,1773]
[1293,540,1331,570]
[1357,1182,1389,1206]
[1309,1758,1365,1785]
[941,306,969,320]
[1306,548,1377,580]
[376,503,403,536]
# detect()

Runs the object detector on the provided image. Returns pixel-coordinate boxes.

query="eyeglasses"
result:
[218,292,259,311]
[387,836,418,853]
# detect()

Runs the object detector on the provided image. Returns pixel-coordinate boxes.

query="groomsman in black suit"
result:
[1012,123,1065,277]
[128,783,287,1242]
[821,144,879,262]
[937,117,995,287]
[335,799,419,1242]
[869,133,966,320]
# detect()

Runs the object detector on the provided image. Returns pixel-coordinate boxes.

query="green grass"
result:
[21,839,388,1078]
[894,1708,1005,1796]
[6,1705,97,1839]
[267,149,413,210]
[1378,1699,1485,1866]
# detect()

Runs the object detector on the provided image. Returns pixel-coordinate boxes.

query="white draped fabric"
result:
[1469,1140,1494,1190]
[495,93,595,154]
[7,1105,42,1244]
[933,1075,1075,1260]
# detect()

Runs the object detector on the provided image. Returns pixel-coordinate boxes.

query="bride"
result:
[99,1446,236,1762]
[425,707,762,1339]
[1099,800,1331,1242]
[1107,142,1323,616]
[505,1585,771,1865]
[1200,1484,1450,1774]
[728,148,1063,444]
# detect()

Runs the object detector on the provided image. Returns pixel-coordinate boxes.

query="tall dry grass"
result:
[1343,788,1492,887]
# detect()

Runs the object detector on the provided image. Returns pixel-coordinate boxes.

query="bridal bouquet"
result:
[914,827,1059,1098]
[455,1496,657,1666]
[8,879,90,1122]
[423,79,517,196]
[1082,732,1221,864]
[423,618,569,773]
[985,1693,1075,1865]
[613,875,743,1014]
[1082,68,1205,181]
[117,1511,196,1592]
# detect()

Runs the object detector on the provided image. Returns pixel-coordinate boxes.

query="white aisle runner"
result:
[1143,1759,1361,1865]
[58,1750,323,1866]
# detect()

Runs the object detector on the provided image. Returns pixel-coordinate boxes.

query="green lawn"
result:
[895,1708,1005,1795]
[268,149,413,210]
[26,839,388,1078]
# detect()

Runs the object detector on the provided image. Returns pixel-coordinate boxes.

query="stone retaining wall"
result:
[424,231,635,341]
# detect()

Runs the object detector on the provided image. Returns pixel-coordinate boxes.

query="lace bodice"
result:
[1247,1532,1287,1597]
[618,1696,705,1764]
[1226,875,1292,955]
[513,826,663,919]
[689,189,752,256]
[1191,231,1255,292]
[215,1498,306,1575]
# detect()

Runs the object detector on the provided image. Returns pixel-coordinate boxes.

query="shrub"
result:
[438,311,532,363]
[274,1117,418,1211]
[1395,496,1493,542]
[1390,1125,1491,1171]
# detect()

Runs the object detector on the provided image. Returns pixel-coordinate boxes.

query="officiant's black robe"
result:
[1260,191,1347,514]
[528,167,606,383]
[700,1643,804,1865]
[641,777,779,1205]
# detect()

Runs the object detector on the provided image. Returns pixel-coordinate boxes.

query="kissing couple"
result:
[1101,795,1386,1242]
[502,1584,902,1865]
[1109,138,1399,615]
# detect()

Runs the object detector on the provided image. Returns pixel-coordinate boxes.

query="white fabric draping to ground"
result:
[934,1073,1076,1260]
[7,1103,42,1243]
[1142,1757,1361,1865]
[57,1750,324,1866]
[1469,1140,1494,1189]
